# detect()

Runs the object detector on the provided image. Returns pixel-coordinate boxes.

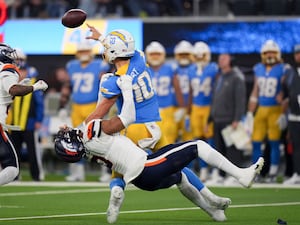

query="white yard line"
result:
[0,202,299,221]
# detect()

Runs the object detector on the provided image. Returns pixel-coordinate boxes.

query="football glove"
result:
[174,108,186,122]
[33,80,48,91]
[244,112,254,135]
[276,114,287,130]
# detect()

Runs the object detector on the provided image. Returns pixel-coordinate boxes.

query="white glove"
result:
[174,108,186,122]
[19,78,31,85]
[137,122,161,149]
[277,114,287,130]
[116,75,133,93]
[33,80,48,91]
[244,112,254,135]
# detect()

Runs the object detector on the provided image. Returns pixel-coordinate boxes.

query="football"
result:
[61,9,87,28]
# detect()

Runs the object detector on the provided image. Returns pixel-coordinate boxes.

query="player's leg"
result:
[181,167,231,210]
[196,140,264,188]
[0,128,19,185]
[107,175,125,224]
[252,107,267,163]
[267,106,282,180]
[177,171,227,221]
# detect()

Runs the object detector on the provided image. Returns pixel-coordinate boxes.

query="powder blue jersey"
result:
[254,63,287,106]
[173,64,193,106]
[100,50,161,123]
[150,63,176,108]
[66,59,109,104]
[190,62,218,106]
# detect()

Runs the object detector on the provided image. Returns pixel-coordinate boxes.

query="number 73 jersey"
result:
[254,63,288,106]
[100,50,161,123]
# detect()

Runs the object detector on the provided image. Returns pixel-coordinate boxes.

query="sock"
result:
[252,141,262,163]
[182,167,204,191]
[0,166,19,185]
[177,171,209,208]
[199,138,214,169]
[196,140,243,179]
[269,140,280,165]
[110,178,126,190]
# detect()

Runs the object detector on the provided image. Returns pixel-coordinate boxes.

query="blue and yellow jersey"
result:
[173,64,193,106]
[254,63,286,106]
[190,62,218,106]
[100,50,161,123]
[66,59,109,104]
[150,63,176,108]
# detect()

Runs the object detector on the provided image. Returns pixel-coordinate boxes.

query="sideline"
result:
[0,202,299,221]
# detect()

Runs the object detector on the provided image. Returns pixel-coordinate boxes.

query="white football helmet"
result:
[13,48,27,69]
[145,41,166,67]
[193,41,211,67]
[174,40,193,66]
[102,29,135,64]
[76,41,94,63]
[260,40,281,65]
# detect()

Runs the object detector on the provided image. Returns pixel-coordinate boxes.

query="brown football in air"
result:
[61,9,87,28]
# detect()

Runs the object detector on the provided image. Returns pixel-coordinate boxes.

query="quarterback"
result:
[55,75,264,223]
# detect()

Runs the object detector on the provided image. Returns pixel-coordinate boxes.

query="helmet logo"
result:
[110,31,126,42]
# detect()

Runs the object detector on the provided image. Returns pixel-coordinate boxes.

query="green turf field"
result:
[0,183,299,225]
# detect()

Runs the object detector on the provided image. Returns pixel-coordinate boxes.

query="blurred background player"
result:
[246,40,289,182]
[145,41,184,143]
[172,40,194,142]
[0,43,48,185]
[189,41,218,181]
[64,41,109,182]
[86,26,232,224]
[7,48,45,181]
[282,44,300,185]
[207,53,246,185]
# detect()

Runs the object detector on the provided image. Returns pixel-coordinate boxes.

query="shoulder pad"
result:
[0,63,20,74]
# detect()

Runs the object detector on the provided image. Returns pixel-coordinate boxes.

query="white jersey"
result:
[84,123,147,183]
[0,63,19,124]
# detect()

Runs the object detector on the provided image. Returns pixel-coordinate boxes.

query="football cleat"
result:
[238,157,264,188]
[107,186,125,223]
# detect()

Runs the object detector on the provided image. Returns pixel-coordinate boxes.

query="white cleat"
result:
[238,157,264,188]
[208,208,227,222]
[107,186,125,224]
[211,196,232,210]
[283,173,300,185]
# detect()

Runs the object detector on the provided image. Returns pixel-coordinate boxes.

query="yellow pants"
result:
[252,105,282,142]
[190,105,213,139]
[71,102,97,127]
[159,107,179,143]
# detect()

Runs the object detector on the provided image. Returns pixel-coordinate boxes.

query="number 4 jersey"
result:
[100,50,161,123]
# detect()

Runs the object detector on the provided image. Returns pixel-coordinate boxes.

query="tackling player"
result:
[245,40,289,182]
[0,43,48,185]
[189,41,218,181]
[54,74,264,223]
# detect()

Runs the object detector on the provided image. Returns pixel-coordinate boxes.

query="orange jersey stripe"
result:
[0,125,7,142]
[2,63,20,75]
[144,157,167,167]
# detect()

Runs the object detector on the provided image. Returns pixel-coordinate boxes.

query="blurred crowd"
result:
[5,0,300,19]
